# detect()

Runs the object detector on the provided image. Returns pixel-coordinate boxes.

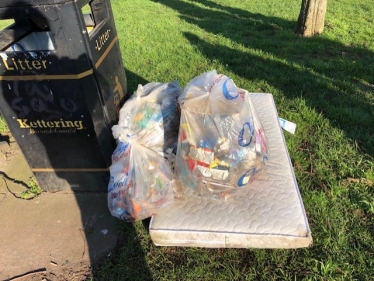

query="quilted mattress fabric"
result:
[149,93,312,248]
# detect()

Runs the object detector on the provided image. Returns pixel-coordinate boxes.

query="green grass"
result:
[91,0,374,280]
[0,0,372,279]
[0,115,8,134]
[0,19,14,30]
[21,177,42,200]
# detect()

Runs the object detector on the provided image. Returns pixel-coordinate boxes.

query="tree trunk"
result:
[296,0,327,37]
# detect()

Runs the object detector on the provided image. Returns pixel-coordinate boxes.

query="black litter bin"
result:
[0,0,127,191]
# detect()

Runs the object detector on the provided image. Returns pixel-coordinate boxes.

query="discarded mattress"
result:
[149,93,312,248]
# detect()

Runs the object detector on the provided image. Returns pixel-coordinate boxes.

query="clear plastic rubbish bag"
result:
[108,81,182,221]
[108,140,175,221]
[175,70,268,199]
[112,81,181,155]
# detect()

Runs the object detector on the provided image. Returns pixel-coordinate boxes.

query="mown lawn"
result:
[90,0,373,280]
[0,0,373,280]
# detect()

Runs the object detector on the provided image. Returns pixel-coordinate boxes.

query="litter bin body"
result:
[0,0,127,191]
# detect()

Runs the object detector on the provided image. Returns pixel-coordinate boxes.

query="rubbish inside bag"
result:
[108,141,176,221]
[108,81,182,221]
[108,71,269,220]
[112,81,181,155]
[175,70,268,199]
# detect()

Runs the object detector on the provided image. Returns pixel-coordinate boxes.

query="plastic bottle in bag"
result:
[175,70,268,199]
[108,81,182,221]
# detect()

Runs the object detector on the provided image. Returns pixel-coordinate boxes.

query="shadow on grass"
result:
[92,219,154,281]
[125,68,149,94]
[152,0,374,156]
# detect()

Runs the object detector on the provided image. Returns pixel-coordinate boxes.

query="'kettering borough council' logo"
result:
[16,118,84,134]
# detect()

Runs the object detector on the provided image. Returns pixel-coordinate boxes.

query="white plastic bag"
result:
[112,81,181,155]
[175,70,268,199]
[108,81,181,221]
[108,140,175,221]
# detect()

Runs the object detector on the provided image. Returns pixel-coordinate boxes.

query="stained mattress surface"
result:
[149,93,312,248]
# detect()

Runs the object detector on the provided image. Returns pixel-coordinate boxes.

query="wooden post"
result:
[296,0,327,37]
